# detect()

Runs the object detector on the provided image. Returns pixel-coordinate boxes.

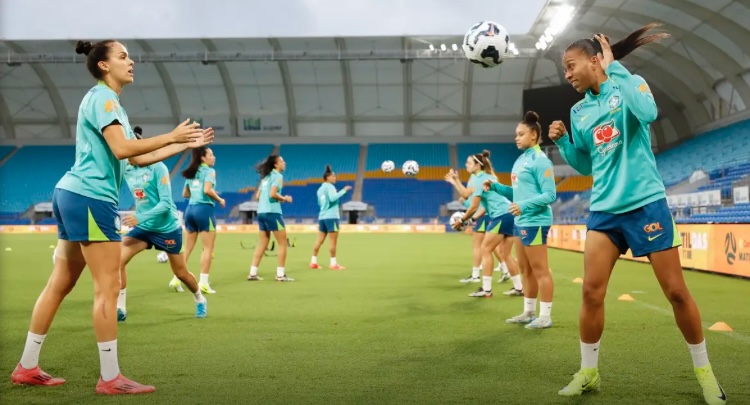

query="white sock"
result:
[311,256,317,264]
[250,266,258,277]
[117,289,126,311]
[19,332,45,369]
[471,267,481,279]
[524,297,537,314]
[330,257,337,266]
[540,301,552,318]
[493,262,501,271]
[581,341,600,369]
[510,275,522,291]
[501,262,509,274]
[193,290,205,303]
[482,276,492,291]
[687,340,709,368]
[199,274,209,285]
[97,340,120,382]
[276,267,285,278]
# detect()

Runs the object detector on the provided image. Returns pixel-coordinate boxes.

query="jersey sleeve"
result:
[205,168,217,186]
[606,61,658,124]
[328,185,347,202]
[489,182,514,201]
[87,89,122,134]
[555,111,593,176]
[469,176,483,199]
[517,158,556,214]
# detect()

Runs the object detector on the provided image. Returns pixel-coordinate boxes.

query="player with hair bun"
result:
[310,165,351,270]
[486,111,556,328]
[11,39,209,395]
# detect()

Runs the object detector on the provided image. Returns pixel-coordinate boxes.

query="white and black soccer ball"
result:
[462,21,510,68]
[402,160,420,176]
[449,211,467,231]
[381,160,395,173]
[157,251,169,263]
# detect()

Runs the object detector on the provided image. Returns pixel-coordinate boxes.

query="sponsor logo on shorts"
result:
[164,239,176,246]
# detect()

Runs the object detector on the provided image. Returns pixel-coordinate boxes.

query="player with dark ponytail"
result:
[310,165,351,270]
[550,25,726,404]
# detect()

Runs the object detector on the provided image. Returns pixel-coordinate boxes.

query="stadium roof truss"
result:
[0,0,748,149]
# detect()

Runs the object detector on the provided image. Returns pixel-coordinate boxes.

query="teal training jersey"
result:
[509,145,556,227]
[124,162,180,233]
[56,82,136,204]
[554,61,665,214]
[184,164,216,206]
[258,170,283,214]
[317,182,347,220]
[471,172,511,218]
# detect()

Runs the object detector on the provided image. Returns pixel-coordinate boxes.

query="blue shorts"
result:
[486,213,515,236]
[473,215,488,233]
[514,225,551,246]
[53,188,121,242]
[586,198,681,257]
[126,226,183,254]
[258,212,285,232]
[184,204,215,233]
[319,219,340,233]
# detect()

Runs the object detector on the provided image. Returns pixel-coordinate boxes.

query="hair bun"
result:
[481,150,491,158]
[524,111,540,125]
[75,41,93,56]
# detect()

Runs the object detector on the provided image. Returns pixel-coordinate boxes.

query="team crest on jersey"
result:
[133,188,145,200]
[142,174,149,182]
[608,95,621,110]
[593,120,621,146]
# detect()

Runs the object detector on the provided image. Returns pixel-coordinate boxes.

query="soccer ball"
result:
[450,211,469,231]
[462,21,510,68]
[157,251,168,263]
[381,160,395,173]
[402,160,419,176]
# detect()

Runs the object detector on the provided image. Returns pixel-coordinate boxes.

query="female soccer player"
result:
[173,147,225,294]
[550,26,726,403]
[11,40,207,394]
[117,128,210,322]
[310,165,351,270]
[450,152,522,298]
[248,155,294,282]
[446,169,485,283]
[486,111,556,328]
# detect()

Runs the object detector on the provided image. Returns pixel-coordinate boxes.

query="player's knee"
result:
[664,286,690,307]
[582,283,606,307]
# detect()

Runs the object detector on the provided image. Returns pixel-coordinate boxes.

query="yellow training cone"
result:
[708,322,733,332]
[618,294,635,301]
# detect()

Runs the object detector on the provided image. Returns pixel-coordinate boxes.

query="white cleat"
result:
[525,316,553,329]
[502,288,524,296]
[460,276,481,283]
[505,312,536,324]
[498,272,511,283]
[198,283,216,294]
[169,278,184,292]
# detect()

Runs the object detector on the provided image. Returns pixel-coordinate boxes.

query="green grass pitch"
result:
[0,233,748,404]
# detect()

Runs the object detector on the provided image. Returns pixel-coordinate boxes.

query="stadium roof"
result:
[0,0,748,150]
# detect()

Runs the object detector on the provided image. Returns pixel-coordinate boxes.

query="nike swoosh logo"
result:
[580,114,590,122]
[33,341,42,344]
[102,349,112,352]
[648,234,663,241]
[718,385,727,400]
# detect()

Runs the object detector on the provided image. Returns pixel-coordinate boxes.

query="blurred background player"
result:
[446,169,486,283]
[118,126,209,322]
[490,111,556,329]
[12,39,204,395]
[248,155,294,282]
[450,151,522,297]
[310,165,351,270]
[173,147,224,294]
[550,27,726,404]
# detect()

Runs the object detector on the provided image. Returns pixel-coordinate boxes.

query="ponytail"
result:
[256,155,279,179]
[471,150,494,174]
[521,111,542,144]
[181,147,207,179]
[565,23,670,61]
[323,165,334,181]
